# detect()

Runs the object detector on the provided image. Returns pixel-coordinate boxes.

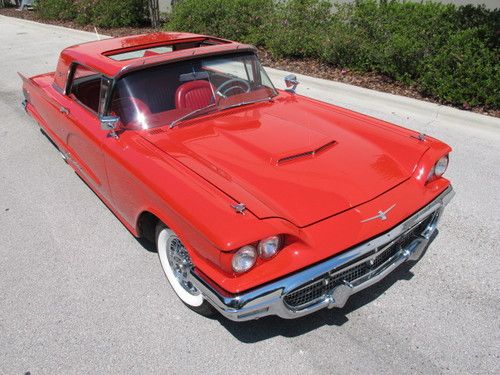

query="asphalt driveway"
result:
[0,15,499,375]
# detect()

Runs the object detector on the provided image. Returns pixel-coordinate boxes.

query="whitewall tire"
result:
[156,222,215,316]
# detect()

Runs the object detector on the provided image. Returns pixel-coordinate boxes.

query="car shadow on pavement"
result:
[217,259,421,343]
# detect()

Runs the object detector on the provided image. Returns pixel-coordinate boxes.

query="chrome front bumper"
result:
[190,186,455,321]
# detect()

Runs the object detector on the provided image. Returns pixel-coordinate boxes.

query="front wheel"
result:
[156,222,215,317]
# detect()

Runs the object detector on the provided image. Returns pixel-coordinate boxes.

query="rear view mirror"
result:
[180,71,210,82]
[100,115,120,139]
[284,74,299,93]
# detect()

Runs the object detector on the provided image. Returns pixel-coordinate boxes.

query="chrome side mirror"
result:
[284,74,299,93]
[100,115,120,139]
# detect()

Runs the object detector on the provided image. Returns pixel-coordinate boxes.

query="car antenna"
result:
[411,132,426,141]
[94,27,101,41]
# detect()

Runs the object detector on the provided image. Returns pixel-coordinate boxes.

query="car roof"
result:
[60,32,256,78]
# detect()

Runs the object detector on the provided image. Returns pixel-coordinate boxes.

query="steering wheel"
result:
[216,78,251,98]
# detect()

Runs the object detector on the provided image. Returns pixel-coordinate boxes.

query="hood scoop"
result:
[147,128,166,135]
[275,140,337,165]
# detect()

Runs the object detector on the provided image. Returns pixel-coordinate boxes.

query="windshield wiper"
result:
[169,97,273,129]
[169,103,217,128]
[222,96,274,111]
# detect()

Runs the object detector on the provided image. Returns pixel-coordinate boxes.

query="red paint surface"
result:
[21,33,452,294]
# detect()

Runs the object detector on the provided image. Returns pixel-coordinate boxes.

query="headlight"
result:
[257,235,283,259]
[427,155,449,183]
[434,155,449,177]
[232,245,257,273]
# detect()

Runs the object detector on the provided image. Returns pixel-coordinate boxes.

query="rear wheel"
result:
[155,222,215,317]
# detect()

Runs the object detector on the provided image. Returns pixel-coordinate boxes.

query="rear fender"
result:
[18,72,67,153]
[18,72,34,109]
[18,72,58,111]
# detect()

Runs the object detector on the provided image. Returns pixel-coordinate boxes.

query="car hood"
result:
[141,95,428,227]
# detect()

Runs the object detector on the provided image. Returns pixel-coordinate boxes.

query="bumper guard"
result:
[189,186,455,321]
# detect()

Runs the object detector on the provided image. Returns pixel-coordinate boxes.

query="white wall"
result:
[431,0,497,8]
[334,0,498,9]
[159,0,172,14]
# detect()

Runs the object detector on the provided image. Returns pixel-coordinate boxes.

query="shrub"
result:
[166,0,274,45]
[419,29,499,108]
[36,0,148,27]
[322,1,499,106]
[36,0,76,20]
[452,4,500,49]
[265,0,332,58]
[323,1,458,83]
[75,0,148,27]
[164,0,498,110]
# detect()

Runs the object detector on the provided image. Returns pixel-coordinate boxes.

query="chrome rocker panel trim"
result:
[190,186,455,321]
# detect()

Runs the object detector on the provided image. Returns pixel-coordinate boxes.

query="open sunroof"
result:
[107,46,173,61]
[105,39,228,61]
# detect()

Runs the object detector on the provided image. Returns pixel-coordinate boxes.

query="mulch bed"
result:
[2,7,498,118]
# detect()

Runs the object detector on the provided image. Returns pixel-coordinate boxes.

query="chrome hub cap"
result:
[166,237,200,296]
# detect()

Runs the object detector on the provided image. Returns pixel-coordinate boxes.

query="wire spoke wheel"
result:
[166,237,200,296]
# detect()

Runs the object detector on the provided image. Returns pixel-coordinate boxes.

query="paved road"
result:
[1,16,499,375]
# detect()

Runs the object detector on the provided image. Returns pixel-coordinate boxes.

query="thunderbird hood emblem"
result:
[361,204,396,223]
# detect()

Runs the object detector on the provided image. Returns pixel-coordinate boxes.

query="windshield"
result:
[108,52,277,129]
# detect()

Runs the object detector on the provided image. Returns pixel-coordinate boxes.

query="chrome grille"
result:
[283,213,437,310]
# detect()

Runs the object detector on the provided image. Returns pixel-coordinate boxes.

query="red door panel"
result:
[56,94,110,200]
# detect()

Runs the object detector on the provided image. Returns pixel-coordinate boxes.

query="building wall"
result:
[434,0,497,7]
[159,0,172,14]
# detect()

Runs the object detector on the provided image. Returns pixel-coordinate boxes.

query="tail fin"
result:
[18,72,29,84]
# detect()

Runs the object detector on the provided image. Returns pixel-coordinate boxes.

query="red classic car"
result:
[20,32,454,321]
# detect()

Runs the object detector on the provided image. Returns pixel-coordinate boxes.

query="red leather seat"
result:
[110,97,151,127]
[175,80,215,110]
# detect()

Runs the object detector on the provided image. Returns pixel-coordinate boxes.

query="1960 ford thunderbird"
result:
[20,32,454,321]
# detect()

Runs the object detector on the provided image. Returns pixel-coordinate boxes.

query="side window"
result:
[69,65,102,113]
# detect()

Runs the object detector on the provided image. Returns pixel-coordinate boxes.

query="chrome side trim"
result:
[190,186,455,321]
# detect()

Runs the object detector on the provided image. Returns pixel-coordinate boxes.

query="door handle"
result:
[59,106,69,115]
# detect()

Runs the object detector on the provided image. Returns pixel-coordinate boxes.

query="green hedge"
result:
[166,0,275,46]
[165,0,499,109]
[36,0,148,27]
[36,0,76,20]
